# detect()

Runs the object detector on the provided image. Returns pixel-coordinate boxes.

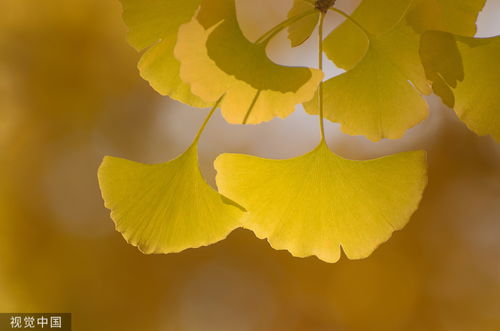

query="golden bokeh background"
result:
[1,0,500,330]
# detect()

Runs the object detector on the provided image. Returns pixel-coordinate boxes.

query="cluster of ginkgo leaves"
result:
[98,0,500,263]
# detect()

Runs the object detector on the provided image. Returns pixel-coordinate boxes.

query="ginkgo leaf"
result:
[174,0,323,124]
[421,32,500,141]
[215,141,427,263]
[455,36,500,141]
[407,0,486,36]
[120,0,209,107]
[323,0,412,70]
[306,21,431,141]
[419,30,464,107]
[98,144,243,254]
[287,0,320,47]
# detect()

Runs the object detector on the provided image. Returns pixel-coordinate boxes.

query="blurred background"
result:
[1,0,500,330]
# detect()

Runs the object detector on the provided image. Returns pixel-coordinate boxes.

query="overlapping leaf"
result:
[407,0,486,36]
[98,144,243,254]
[420,32,500,141]
[215,141,427,262]
[120,0,208,107]
[107,0,497,262]
[324,0,485,70]
[174,0,323,124]
[305,0,431,141]
[419,31,464,107]
[323,0,412,70]
[287,0,319,47]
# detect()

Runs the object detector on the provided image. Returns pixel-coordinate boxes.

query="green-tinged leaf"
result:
[98,144,243,254]
[324,0,412,70]
[175,0,323,124]
[407,0,486,36]
[419,31,464,107]
[215,141,427,263]
[287,0,320,47]
[306,23,430,141]
[120,0,209,107]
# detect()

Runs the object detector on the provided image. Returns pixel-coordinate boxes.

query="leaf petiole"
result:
[242,90,262,124]
[318,12,326,141]
[192,94,225,145]
[255,9,318,45]
[192,7,322,134]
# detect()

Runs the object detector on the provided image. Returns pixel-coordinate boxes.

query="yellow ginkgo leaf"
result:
[419,32,500,141]
[305,22,431,141]
[98,144,243,254]
[215,141,427,263]
[323,0,412,70]
[174,0,323,124]
[120,0,208,107]
[455,36,500,141]
[287,0,320,47]
[407,0,486,36]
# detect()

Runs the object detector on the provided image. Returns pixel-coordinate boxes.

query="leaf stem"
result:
[255,9,318,45]
[192,95,225,145]
[329,7,373,41]
[242,90,262,124]
[318,12,326,141]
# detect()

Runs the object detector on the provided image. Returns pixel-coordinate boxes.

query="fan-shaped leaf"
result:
[98,144,243,254]
[175,0,323,124]
[306,22,431,141]
[120,0,208,107]
[215,141,427,263]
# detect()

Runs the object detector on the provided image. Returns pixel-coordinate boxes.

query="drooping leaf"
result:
[174,0,323,124]
[421,32,500,141]
[120,0,209,107]
[407,0,486,36]
[287,0,320,47]
[215,141,427,263]
[98,144,243,254]
[306,22,431,141]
